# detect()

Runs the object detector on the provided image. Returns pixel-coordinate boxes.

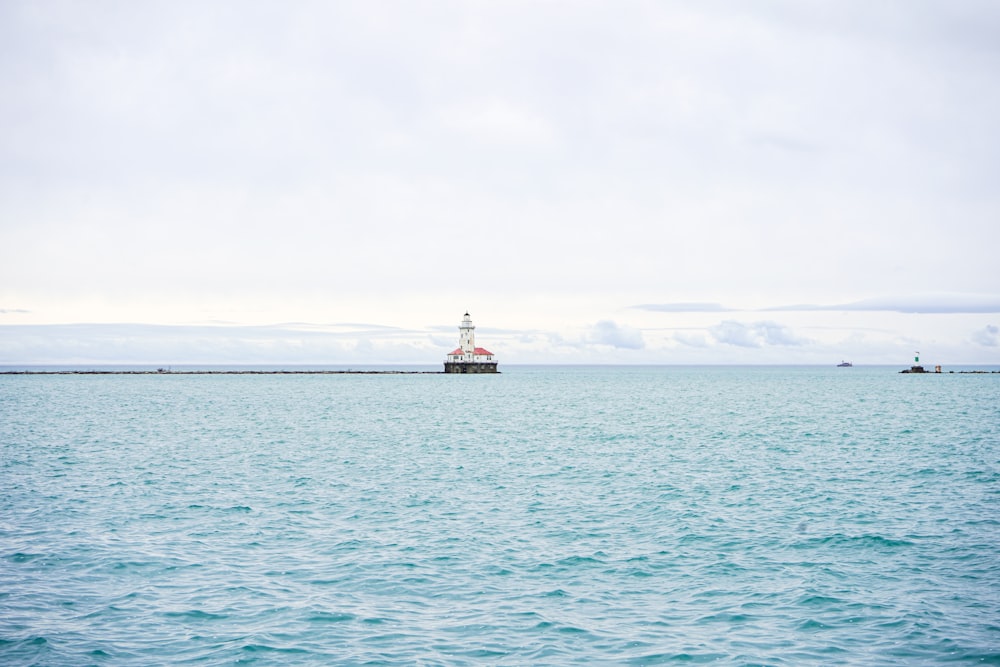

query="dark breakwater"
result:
[0,369,442,375]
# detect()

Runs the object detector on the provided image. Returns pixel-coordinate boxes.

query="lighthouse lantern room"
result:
[444,312,498,373]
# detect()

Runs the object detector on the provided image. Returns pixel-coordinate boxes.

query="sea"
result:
[1,365,998,666]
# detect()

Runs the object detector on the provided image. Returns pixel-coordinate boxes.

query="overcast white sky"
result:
[2,1,999,365]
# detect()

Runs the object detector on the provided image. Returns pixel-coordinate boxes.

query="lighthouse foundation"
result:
[444,361,498,374]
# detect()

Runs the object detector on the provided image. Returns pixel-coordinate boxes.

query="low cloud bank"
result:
[708,320,809,348]
[971,324,999,347]
[0,323,437,365]
[586,321,645,350]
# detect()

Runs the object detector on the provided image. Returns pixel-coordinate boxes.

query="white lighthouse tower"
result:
[444,312,498,373]
[459,312,476,355]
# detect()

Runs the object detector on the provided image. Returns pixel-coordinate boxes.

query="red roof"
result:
[448,347,494,356]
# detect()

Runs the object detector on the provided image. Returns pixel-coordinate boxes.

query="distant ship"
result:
[837,361,853,367]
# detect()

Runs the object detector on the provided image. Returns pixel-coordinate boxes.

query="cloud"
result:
[586,321,645,350]
[770,293,1000,314]
[632,303,731,313]
[971,324,999,347]
[708,320,808,348]
[0,309,31,314]
[673,331,710,348]
[635,294,1000,315]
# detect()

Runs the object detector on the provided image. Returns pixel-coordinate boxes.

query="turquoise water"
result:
[2,366,998,665]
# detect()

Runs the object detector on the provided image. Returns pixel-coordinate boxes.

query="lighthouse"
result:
[444,312,498,373]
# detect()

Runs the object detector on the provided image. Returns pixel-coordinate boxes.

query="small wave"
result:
[307,611,356,623]
[162,609,226,620]
[796,618,831,631]
[556,555,604,567]
[0,635,50,664]
[956,651,1000,663]
[796,594,844,606]
[453,647,510,659]
[795,533,915,549]
[695,611,752,624]
[4,552,43,563]
[240,643,309,654]
[361,616,391,625]
[627,651,729,664]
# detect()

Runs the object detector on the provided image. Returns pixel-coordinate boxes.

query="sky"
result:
[1,0,999,366]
